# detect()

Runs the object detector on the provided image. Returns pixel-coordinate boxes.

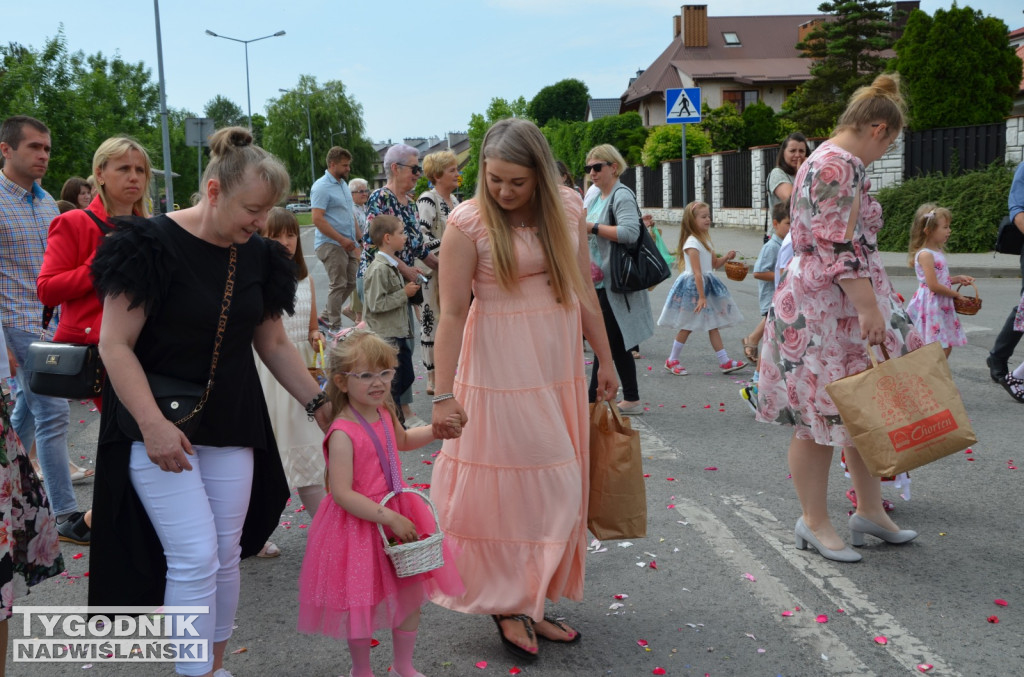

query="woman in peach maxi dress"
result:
[429,118,618,663]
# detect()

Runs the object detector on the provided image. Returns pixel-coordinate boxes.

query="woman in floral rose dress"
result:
[0,323,65,674]
[756,73,923,563]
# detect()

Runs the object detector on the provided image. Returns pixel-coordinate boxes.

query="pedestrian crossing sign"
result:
[666,88,701,124]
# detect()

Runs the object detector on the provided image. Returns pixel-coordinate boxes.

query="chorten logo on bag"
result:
[873,373,956,453]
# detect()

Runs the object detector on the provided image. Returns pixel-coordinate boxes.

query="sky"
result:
[8,1,1022,144]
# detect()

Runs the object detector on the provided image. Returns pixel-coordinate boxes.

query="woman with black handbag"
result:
[583,144,654,415]
[89,127,332,677]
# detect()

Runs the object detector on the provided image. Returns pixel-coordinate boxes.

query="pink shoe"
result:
[719,359,746,374]
[665,359,688,375]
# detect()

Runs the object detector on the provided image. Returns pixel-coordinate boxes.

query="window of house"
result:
[723,90,759,112]
[722,32,740,46]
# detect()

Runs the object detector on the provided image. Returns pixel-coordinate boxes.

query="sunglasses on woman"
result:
[584,162,611,173]
[396,162,422,175]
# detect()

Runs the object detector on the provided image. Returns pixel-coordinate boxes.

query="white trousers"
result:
[129,443,254,676]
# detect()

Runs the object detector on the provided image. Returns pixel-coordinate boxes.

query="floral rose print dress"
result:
[756,141,924,446]
[0,396,65,619]
[906,248,967,348]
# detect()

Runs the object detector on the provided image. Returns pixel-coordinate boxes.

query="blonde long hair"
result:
[676,201,713,272]
[834,73,907,136]
[907,203,952,266]
[475,118,589,307]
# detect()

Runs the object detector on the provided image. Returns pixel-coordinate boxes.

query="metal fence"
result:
[668,158,696,208]
[620,167,636,193]
[904,122,1005,178]
[642,165,663,208]
[721,150,752,208]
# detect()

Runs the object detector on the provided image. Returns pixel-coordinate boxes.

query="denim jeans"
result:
[129,443,253,676]
[5,326,78,517]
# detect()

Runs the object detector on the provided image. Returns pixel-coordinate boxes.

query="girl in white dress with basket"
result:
[297,329,464,677]
[659,201,746,375]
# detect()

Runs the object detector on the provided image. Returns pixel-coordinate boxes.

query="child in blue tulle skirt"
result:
[658,201,746,375]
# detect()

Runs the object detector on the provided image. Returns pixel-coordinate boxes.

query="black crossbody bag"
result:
[26,210,113,400]
[116,245,237,442]
[607,187,671,294]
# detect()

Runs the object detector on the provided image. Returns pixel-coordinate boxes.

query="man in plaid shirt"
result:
[0,115,90,545]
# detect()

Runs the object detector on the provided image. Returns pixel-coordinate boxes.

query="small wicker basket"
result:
[953,282,982,316]
[377,488,445,578]
[724,261,748,281]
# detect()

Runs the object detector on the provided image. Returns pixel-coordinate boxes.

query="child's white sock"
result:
[669,340,685,362]
[715,349,729,364]
[1013,363,1024,380]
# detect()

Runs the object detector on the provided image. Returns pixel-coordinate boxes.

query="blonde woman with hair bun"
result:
[756,73,924,564]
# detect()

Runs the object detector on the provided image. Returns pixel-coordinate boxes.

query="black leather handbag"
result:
[995,215,1023,256]
[606,187,671,294]
[116,245,237,442]
[26,340,104,399]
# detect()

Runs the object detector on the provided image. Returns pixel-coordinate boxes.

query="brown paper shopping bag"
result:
[587,402,647,540]
[825,342,976,477]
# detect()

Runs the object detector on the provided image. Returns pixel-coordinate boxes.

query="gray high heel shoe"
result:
[794,517,862,562]
[848,514,918,547]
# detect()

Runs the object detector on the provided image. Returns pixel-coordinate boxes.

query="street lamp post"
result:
[205,29,286,130]
[280,88,316,189]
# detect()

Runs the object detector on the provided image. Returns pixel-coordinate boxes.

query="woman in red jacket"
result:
[38,136,153,409]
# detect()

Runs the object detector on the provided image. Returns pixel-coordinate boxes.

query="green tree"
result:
[264,75,376,193]
[700,102,745,151]
[461,96,530,197]
[640,124,712,168]
[893,5,1022,130]
[527,78,589,127]
[204,95,245,128]
[782,0,902,135]
[742,101,782,147]
[543,112,649,178]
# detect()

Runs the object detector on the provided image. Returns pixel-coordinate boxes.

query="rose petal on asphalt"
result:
[73,553,84,560]
[637,639,649,648]
[995,599,1009,606]
[916,664,934,672]
[816,614,828,623]
[781,611,793,617]
[509,668,522,675]
[743,573,756,582]
[649,561,658,569]
[874,636,888,644]
[231,647,247,654]
[652,669,666,675]
[476,661,487,669]
[704,467,718,471]
[988,615,1000,623]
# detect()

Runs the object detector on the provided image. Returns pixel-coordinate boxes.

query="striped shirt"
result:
[0,171,57,335]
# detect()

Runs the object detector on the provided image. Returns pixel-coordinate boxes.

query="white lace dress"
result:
[256,278,326,489]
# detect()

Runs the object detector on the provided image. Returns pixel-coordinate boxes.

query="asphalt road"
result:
[10,226,1024,676]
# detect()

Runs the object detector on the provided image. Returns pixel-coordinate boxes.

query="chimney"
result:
[673,14,681,39]
[681,5,708,48]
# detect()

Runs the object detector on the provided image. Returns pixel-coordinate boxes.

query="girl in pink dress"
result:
[429,118,618,663]
[298,330,464,677]
[905,203,973,357]
[756,74,923,563]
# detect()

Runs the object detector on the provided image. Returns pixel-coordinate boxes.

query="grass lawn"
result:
[296,213,313,227]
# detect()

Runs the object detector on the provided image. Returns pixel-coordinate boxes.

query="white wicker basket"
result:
[376,488,445,578]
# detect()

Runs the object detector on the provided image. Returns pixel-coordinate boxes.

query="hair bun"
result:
[871,73,901,99]
[208,126,253,158]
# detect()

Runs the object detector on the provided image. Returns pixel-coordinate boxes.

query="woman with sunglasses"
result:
[582,144,655,416]
[358,143,437,427]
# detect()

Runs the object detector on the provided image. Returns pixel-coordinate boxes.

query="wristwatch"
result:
[591,222,600,235]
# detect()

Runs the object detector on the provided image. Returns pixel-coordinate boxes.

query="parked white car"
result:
[285,202,312,213]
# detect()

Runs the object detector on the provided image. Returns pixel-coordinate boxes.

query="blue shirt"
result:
[1009,162,1024,225]
[311,170,355,249]
[0,171,58,335]
[754,233,783,316]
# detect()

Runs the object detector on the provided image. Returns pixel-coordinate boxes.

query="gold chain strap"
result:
[172,245,237,426]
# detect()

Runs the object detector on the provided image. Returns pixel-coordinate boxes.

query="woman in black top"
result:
[89,127,332,677]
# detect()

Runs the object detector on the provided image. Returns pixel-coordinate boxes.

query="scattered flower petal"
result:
[370,639,380,647]
[614,594,629,599]
[988,615,1000,624]
[743,573,756,582]
[745,633,757,640]
[994,599,1009,607]
[781,611,793,617]
[609,603,624,610]
[618,542,633,548]
[509,668,522,675]
[73,553,84,560]
[652,669,666,675]
[475,661,488,669]
[916,664,933,672]
[637,639,649,648]
[815,614,828,623]
[874,636,888,645]
[231,647,247,654]
[704,466,718,471]
[649,561,658,570]
[756,648,766,654]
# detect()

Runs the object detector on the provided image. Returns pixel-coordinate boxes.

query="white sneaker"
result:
[404,415,429,429]
[213,669,234,677]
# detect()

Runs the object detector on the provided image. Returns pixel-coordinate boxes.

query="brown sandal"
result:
[741,337,759,366]
[491,614,538,661]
